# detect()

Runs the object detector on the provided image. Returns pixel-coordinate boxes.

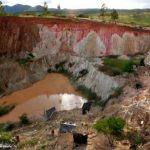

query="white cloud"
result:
[3,0,51,6]
[2,0,150,9]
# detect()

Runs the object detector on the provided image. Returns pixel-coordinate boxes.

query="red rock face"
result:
[0,16,150,56]
[0,17,40,55]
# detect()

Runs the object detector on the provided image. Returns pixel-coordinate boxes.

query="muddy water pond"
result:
[0,73,86,123]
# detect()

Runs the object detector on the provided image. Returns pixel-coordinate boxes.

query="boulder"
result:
[140,142,150,150]
[87,133,111,150]
[74,32,105,57]
[118,55,130,60]
[144,51,150,66]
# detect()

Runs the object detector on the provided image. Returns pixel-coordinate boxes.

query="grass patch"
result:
[0,132,13,144]
[135,134,142,146]
[103,58,143,75]
[0,105,15,117]
[103,58,133,74]
[18,138,39,149]
[29,138,39,146]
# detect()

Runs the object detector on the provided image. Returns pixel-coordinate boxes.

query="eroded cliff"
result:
[0,16,150,102]
[0,16,150,56]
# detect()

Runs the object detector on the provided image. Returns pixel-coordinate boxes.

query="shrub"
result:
[19,113,29,125]
[0,124,4,132]
[77,85,100,101]
[18,138,39,149]
[76,85,104,107]
[77,14,89,18]
[140,58,145,66]
[0,123,14,132]
[29,138,39,146]
[0,105,15,117]
[55,61,67,74]
[135,135,142,146]
[47,68,52,73]
[93,116,126,136]
[17,53,34,65]
[2,122,15,131]
[0,87,4,94]
[0,132,12,144]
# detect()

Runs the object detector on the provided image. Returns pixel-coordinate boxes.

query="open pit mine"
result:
[1,16,150,150]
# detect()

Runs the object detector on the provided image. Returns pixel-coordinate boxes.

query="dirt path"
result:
[0,73,81,123]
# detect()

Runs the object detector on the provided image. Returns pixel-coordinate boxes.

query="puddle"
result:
[0,73,85,123]
[0,94,86,123]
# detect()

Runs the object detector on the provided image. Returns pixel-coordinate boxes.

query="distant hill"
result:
[3,4,150,14]
[4,4,43,13]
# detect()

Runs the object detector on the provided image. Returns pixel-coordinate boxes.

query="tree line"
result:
[0,0,119,23]
[100,3,119,23]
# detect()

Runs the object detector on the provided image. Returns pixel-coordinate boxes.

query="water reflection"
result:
[49,94,87,111]
[0,94,87,123]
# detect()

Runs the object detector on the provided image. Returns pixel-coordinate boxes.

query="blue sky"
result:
[2,0,150,9]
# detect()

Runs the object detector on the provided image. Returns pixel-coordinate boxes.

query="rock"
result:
[87,133,111,150]
[145,51,150,66]
[74,32,105,57]
[115,140,130,150]
[118,55,130,60]
[140,142,150,150]
[118,89,150,130]
[56,133,73,150]
[66,55,119,101]
[142,130,150,143]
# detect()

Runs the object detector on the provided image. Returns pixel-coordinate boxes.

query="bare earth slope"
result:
[0,16,150,56]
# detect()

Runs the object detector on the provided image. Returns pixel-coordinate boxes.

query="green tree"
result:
[100,3,107,22]
[94,116,125,145]
[57,4,61,10]
[43,1,48,15]
[111,9,119,23]
[0,1,5,15]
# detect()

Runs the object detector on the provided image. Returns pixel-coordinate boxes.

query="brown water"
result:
[0,73,85,123]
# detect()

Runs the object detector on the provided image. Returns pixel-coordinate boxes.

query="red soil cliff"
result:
[0,16,150,56]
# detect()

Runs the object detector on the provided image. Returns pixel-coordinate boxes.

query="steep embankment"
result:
[0,16,150,56]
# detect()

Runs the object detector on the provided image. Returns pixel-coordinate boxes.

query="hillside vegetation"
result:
[13,9,150,27]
